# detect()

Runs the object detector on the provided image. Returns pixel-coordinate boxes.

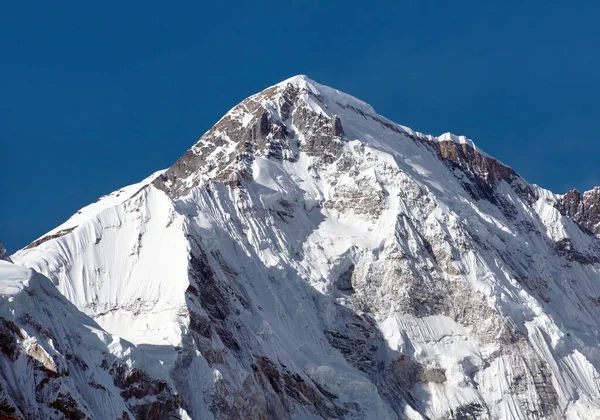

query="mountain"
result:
[6,75,600,419]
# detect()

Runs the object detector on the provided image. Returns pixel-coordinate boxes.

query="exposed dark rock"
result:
[189,252,230,321]
[112,365,168,399]
[252,356,348,418]
[0,240,11,262]
[555,238,600,264]
[153,85,301,197]
[431,140,516,185]
[412,136,536,213]
[335,264,355,292]
[332,116,345,137]
[117,412,131,420]
[24,227,77,250]
[431,146,521,219]
[388,354,447,389]
[516,276,551,303]
[0,318,23,361]
[18,313,57,344]
[188,309,212,339]
[110,363,179,419]
[449,402,488,419]
[420,366,447,384]
[532,359,559,417]
[65,353,89,371]
[187,249,245,354]
[0,397,20,419]
[49,393,87,420]
[294,106,345,165]
[560,187,600,236]
[387,354,422,390]
[88,380,107,391]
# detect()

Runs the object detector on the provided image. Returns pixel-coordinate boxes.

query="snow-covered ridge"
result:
[23,169,165,248]
[154,73,512,200]
[275,74,488,156]
[276,74,378,117]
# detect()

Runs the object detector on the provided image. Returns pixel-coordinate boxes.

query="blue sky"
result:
[2,1,599,251]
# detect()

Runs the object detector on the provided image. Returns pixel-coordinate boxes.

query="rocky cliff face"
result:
[0,241,12,263]
[6,75,600,419]
[560,187,600,237]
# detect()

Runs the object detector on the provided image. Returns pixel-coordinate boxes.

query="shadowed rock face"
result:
[432,141,515,184]
[0,241,11,262]
[421,138,537,214]
[561,187,600,236]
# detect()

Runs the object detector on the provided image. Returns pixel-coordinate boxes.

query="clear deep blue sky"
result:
[2,1,599,252]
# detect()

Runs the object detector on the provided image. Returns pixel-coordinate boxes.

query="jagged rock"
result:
[0,240,12,263]
[560,187,600,236]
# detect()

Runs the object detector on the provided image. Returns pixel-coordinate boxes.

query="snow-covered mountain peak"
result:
[7,76,600,419]
[152,75,516,200]
[274,74,378,116]
[277,76,488,154]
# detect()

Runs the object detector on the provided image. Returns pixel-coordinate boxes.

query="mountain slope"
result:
[0,260,181,419]
[10,75,600,419]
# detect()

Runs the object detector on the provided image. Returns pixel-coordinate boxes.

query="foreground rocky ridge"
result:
[0,260,181,419]
[7,75,600,419]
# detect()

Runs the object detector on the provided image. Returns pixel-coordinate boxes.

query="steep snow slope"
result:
[0,260,182,419]
[18,174,189,347]
[11,75,600,419]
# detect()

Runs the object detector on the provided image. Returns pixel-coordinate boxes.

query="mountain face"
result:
[5,75,600,419]
[0,261,179,419]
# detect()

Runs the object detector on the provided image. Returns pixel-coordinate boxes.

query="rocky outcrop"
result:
[560,187,600,236]
[432,140,515,184]
[153,80,345,198]
[24,227,77,250]
[0,240,11,262]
